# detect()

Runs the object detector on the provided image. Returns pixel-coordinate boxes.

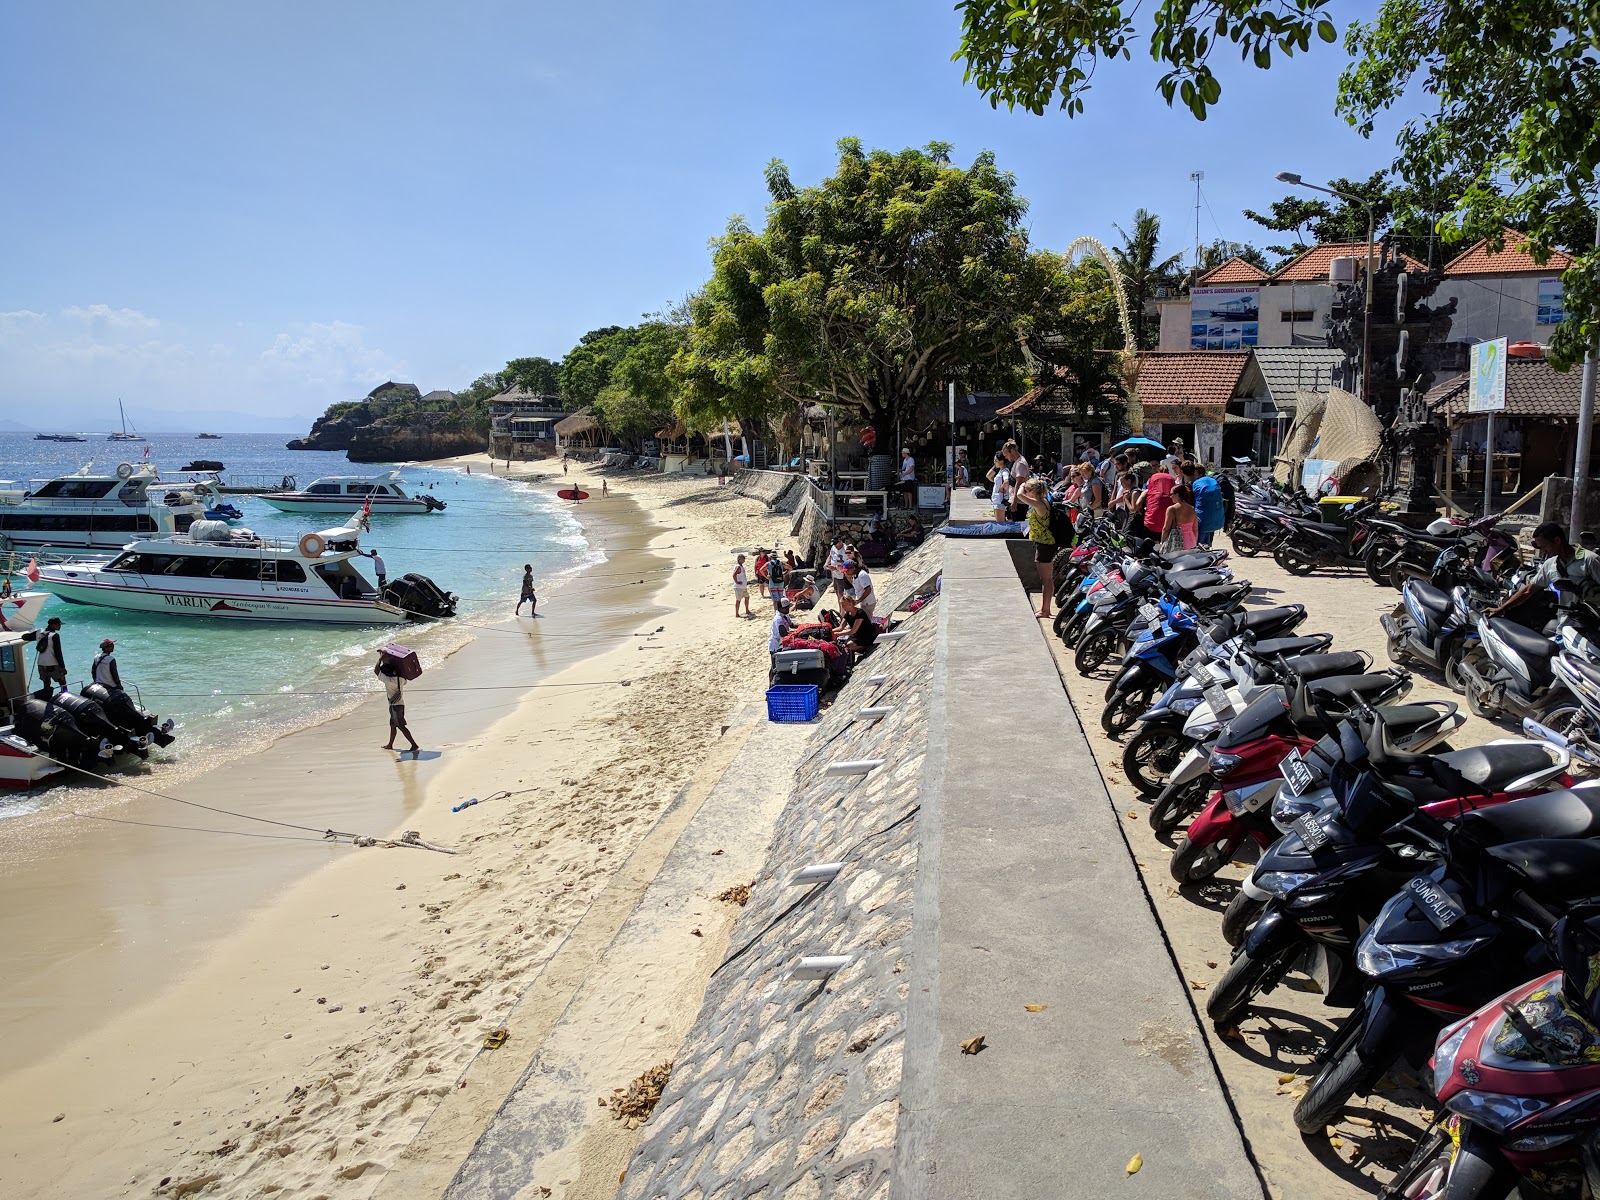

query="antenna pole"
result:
[1189,171,1204,284]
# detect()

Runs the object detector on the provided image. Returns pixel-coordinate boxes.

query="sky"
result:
[0,1,1402,431]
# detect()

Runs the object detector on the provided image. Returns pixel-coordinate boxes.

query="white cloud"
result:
[259,320,407,392]
[61,304,159,330]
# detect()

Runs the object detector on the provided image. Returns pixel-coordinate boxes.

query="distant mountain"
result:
[0,418,35,431]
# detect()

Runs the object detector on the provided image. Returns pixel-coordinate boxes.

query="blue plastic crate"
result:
[766,684,819,722]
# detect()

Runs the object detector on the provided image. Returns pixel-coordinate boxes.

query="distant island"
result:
[287,382,486,461]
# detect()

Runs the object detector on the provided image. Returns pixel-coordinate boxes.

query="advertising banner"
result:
[1537,278,1566,325]
[1190,286,1260,350]
[1467,337,1508,413]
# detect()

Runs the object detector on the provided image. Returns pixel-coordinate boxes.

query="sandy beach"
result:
[0,454,809,1198]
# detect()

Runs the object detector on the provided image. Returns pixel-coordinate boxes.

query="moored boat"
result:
[0,630,65,789]
[36,515,457,625]
[0,462,205,551]
[259,471,445,515]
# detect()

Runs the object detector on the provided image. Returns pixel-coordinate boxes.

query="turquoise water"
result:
[0,432,593,804]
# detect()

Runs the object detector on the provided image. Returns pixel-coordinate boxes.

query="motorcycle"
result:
[1272,498,1381,577]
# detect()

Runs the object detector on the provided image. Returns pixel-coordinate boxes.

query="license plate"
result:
[1404,876,1466,932]
[1140,602,1163,626]
[1279,749,1316,797]
[1294,813,1331,853]
[1204,684,1237,719]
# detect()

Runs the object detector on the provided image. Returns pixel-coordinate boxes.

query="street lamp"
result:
[1276,171,1376,405]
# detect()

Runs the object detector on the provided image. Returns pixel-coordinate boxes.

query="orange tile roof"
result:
[1196,257,1270,286]
[1134,351,1251,416]
[1443,229,1573,276]
[1272,242,1425,282]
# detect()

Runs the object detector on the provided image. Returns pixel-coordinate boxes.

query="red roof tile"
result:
[1134,351,1251,417]
[1443,229,1573,276]
[1272,242,1425,282]
[1196,257,1270,286]
[1426,356,1582,420]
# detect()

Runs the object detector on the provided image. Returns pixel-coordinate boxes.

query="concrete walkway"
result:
[894,499,1263,1199]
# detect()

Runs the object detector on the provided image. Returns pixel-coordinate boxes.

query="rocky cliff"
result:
[288,382,485,461]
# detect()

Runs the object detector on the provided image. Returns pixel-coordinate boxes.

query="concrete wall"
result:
[1433,273,1562,347]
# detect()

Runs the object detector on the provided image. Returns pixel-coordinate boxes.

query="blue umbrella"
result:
[1110,436,1167,453]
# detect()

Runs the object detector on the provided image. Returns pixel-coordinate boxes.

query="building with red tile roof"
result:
[1195,257,1270,287]
[1442,229,1573,276]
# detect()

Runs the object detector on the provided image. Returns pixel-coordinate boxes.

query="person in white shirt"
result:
[363,549,387,592]
[92,638,122,690]
[732,554,753,618]
[768,599,794,654]
[30,616,65,696]
[849,564,876,618]
[987,452,1012,522]
[827,538,850,601]
[898,447,917,509]
[1003,439,1031,485]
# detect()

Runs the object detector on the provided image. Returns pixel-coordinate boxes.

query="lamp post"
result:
[1276,172,1375,405]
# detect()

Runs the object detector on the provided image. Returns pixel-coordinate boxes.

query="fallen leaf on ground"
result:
[1218,1025,1244,1042]
[1330,1136,1345,1150]
[1188,980,1207,990]
[1206,961,1218,969]
[1127,810,1139,820]
[960,1035,986,1055]
[1023,1004,1047,1013]
[1277,1073,1298,1085]
[1126,1153,1143,1175]
[1346,1115,1374,1127]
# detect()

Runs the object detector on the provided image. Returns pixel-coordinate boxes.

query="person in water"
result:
[375,653,421,755]
[516,563,537,616]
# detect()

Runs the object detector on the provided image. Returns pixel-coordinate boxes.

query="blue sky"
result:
[0,1,1400,429]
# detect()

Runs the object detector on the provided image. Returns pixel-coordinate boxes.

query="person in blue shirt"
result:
[1182,461,1225,548]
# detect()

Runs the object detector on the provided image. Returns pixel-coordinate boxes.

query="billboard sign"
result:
[1537,278,1566,325]
[1190,286,1259,350]
[1467,337,1508,413]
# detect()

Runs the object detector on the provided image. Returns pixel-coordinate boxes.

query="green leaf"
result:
[1199,74,1221,104]
[1316,19,1337,43]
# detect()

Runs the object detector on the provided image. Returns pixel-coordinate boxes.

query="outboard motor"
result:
[384,572,459,620]
[11,697,113,768]
[51,691,132,755]
[421,494,447,512]
[83,683,176,748]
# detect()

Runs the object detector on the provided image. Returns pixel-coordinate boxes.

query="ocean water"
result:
[0,431,593,808]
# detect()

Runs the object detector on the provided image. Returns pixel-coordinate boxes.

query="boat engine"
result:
[51,691,135,756]
[383,573,459,620]
[83,683,176,748]
[11,697,114,768]
[422,494,447,512]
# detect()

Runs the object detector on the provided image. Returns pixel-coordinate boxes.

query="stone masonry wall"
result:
[617,540,945,1200]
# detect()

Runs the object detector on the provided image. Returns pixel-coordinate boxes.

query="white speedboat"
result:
[259,471,445,515]
[36,515,457,625]
[0,629,65,789]
[0,462,206,551]
[0,591,49,632]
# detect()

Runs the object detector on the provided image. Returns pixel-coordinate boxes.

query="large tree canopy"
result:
[675,138,1073,440]
[954,0,1600,366]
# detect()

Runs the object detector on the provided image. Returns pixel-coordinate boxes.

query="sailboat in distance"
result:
[108,398,145,441]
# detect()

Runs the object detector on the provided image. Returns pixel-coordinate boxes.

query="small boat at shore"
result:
[0,629,65,789]
[196,433,222,440]
[259,471,445,515]
[37,514,458,625]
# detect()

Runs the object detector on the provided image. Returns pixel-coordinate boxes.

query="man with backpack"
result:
[764,552,786,607]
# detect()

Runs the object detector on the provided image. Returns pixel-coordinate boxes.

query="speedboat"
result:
[0,629,65,789]
[259,471,445,515]
[0,462,205,551]
[36,514,457,625]
[33,433,87,442]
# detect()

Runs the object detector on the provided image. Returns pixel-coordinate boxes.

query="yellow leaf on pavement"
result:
[1023,1004,1047,1013]
[1126,1153,1143,1175]
[960,1035,986,1055]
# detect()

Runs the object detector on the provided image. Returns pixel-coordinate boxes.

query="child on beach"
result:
[516,564,537,616]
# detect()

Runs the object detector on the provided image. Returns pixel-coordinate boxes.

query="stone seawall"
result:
[618,539,944,1200]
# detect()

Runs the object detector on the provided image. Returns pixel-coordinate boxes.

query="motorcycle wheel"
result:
[1382,604,1408,672]
[1376,1126,1453,1200]
[1122,726,1186,797]
[1231,528,1263,558]
[1364,547,1392,588]
[1060,610,1088,648]
[1206,941,1295,1026]
[1074,629,1119,676]
[1150,776,1210,836]
[1050,547,1074,574]
[1440,637,1468,694]
[1102,689,1152,739]
[1220,889,1264,948]
[1293,1013,1385,1134]
[1273,542,1318,576]
[1052,608,1073,638]
[1170,832,1240,884]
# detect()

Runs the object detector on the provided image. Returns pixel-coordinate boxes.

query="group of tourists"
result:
[752,536,881,665]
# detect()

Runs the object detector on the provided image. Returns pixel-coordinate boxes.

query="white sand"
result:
[0,455,811,1199]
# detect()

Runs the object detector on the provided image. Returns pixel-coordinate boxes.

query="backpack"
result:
[1047,502,1076,547]
[1217,472,1237,523]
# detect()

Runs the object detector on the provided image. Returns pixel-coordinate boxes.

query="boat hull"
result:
[0,592,49,631]
[259,495,435,515]
[37,576,407,625]
[0,734,62,790]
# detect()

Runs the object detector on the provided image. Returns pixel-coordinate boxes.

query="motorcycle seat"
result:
[1238,604,1306,635]
[1250,633,1333,658]
[1281,651,1369,680]
[1488,618,1558,661]
[1486,837,1600,899]
[1307,673,1404,701]
[1434,742,1564,792]
[1287,518,1349,536]
[1371,703,1447,737]
[1168,569,1228,591]
[1189,582,1252,608]
[1408,580,1453,613]
[1158,550,1222,570]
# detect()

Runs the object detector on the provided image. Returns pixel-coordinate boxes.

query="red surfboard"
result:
[556,488,589,500]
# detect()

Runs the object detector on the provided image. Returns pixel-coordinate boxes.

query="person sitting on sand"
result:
[516,564,537,616]
[375,653,420,756]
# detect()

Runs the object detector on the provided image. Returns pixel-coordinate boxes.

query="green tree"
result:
[455,372,504,408]
[1025,257,1129,421]
[592,321,688,442]
[1196,240,1271,275]
[675,138,1065,445]
[502,356,562,396]
[559,326,636,408]
[1110,209,1184,347]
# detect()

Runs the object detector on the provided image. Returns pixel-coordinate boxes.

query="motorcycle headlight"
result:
[1432,1023,1471,1097]
[1172,697,1202,716]
[1272,790,1331,828]
[1289,888,1338,909]
[1356,935,1490,978]
[1210,751,1243,778]
[1445,1089,1551,1134]
[1255,870,1316,898]
[1355,935,1405,978]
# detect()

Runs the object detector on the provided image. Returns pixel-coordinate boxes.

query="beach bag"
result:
[1047,503,1076,547]
[381,643,423,680]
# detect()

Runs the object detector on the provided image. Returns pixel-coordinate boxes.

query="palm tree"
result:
[1111,210,1185,348]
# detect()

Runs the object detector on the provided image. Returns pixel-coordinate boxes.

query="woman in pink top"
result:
[1160,484,1200,552]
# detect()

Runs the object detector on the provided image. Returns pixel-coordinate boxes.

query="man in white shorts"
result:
[732,554,753,618]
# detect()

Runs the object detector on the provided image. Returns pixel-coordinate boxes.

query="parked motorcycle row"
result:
[1050,498,1600,1198]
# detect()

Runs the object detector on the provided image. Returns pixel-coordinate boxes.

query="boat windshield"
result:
[32,479,118,499]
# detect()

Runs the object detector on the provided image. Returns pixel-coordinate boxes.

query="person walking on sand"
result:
[516,563,537,616]
[764,552,785,607]
[376,653,421,755]
[562,454,569,476]
[733,554,753,618]
[601,478,609,496]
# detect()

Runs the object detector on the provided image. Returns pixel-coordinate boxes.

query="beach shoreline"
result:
[0,453,799,1199]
